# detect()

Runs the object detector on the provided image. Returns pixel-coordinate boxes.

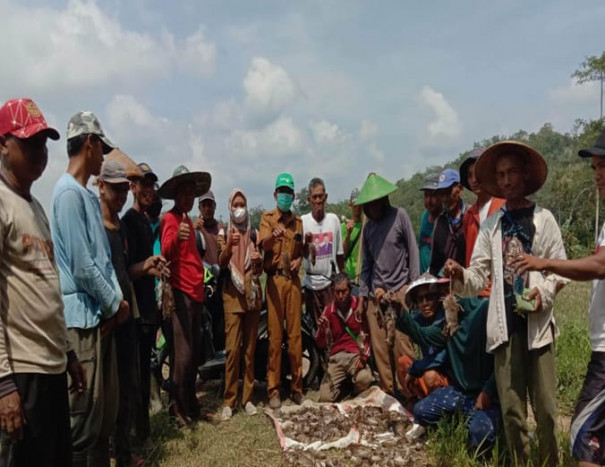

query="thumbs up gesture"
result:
[178,213,190,241]
[228,227,241,249]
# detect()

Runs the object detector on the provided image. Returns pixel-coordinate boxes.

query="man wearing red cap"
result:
[0,98,85,466]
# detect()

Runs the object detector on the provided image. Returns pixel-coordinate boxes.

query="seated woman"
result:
[398,274,450,399]
[218,189,263,420]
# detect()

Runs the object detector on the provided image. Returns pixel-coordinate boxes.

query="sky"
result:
[2,0,604,219]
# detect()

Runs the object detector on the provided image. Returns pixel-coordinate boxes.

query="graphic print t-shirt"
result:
[501,205,535,337]
[302,212,343,290]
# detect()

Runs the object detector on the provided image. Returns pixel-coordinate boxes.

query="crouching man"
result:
[317,273,374,402]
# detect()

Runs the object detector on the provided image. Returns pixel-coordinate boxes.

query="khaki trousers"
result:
[68,327,118,467]
[366,286,414,396]
[266,275,302,398]
[223,310,260,408]
[494,328,558,467]
[319,351,374,402]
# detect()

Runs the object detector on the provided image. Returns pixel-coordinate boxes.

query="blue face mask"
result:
[276,192,294,212]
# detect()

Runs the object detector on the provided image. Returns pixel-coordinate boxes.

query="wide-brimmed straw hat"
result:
[355,172,397,205]
[404,273,450,309]
[157,165,211,200]
[475,141,547,198]
[105,148,143,180]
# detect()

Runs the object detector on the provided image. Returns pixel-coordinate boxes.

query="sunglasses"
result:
[417,293,438,303]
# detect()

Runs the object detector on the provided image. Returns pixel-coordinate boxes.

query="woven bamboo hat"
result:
[475,141,547,198]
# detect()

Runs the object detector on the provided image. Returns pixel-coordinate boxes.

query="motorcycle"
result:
[154,263,325,392]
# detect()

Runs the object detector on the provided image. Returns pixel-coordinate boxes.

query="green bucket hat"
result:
[275,172,295,191]
[355,172,397,205]
[157,165,212,200]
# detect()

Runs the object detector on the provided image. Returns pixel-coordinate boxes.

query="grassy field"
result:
[137,281,593,467]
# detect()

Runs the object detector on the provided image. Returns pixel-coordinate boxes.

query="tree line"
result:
[248,118,604,259]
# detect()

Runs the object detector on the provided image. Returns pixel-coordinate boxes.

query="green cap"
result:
[355,172,397,205]
[275,172,295,190]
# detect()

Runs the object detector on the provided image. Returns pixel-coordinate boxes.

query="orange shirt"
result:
[463,197,505,297]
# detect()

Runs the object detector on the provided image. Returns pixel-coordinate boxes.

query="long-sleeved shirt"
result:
[359,206,419,296]
[398,297,497,399]
[429,203,467,276]
[455,205,569,352]
[0,178,73,393]
[51,173,122,329]
[316,296,370,359]
[160,209,205,303]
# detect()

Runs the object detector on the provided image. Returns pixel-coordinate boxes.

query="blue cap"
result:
[436,168,460,189]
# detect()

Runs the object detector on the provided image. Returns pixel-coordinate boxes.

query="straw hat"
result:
[355,173,397,205]
[105,148,143,180]
[157,165,211,200]
[475,141,548,198]
[404,273,450,309]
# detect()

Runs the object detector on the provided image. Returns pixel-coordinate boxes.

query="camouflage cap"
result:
[98,160,129,184]
[66,111,116,154]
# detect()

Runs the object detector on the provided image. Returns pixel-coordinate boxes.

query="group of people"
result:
[0,95,603,467]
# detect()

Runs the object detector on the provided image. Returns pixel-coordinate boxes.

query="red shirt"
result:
[161,210,205,303]
[463,197,504,297]
[316,296,370,358]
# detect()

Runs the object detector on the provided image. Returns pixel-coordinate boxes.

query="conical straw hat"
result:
[355,172,397,205]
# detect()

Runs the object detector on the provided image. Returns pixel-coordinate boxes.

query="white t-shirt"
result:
[302,212,343,290]
[589,223,605,351]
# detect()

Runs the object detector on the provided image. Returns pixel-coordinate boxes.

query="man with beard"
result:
[355,173,418,397]
[302,177,345,325]
[121,162,162,441]
[316,273,373,402]
[0,98,85,467]
[51,111,129,466]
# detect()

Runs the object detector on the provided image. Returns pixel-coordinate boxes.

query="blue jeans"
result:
[413,386,500,448]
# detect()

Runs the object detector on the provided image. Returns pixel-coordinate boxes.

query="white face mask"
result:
[232,207,247,223]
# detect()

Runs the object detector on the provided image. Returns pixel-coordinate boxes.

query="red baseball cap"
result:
[0,98,60,140]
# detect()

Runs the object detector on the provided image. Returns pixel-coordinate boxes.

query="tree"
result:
[249,204,265,230]
[573,53,605,240]
[573,52,605,120]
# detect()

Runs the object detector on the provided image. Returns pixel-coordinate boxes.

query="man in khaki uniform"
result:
[259,173,304,409]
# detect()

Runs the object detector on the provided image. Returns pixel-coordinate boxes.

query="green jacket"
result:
[398,296,497,400]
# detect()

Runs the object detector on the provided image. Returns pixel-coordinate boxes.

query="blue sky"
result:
[1,0,603,218]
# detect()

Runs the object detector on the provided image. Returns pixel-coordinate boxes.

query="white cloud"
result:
[309,119,349,146]
[367,143,385,164]
[225,115,305,159]
[418,85,462,141]
[548,78,600,104]
[175,28,216,78]
[0,0,215,94]
[360,119,379,142]
[243,57,300,119]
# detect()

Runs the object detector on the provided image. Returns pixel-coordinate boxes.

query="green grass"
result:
[135,281,593,466]
[425,280,593,467]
